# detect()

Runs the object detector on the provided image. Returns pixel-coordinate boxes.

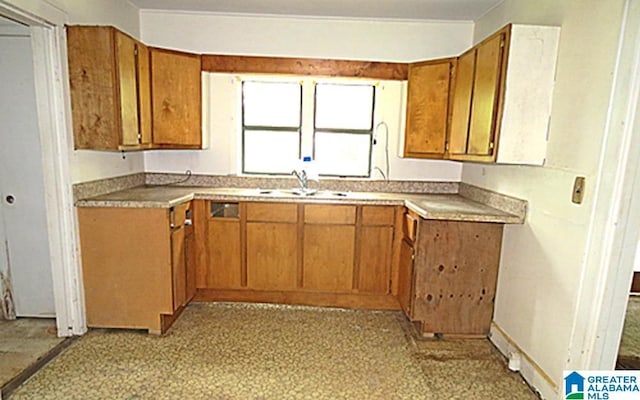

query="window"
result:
[241,79,375,177]
[314,83,375,177]
[241,81,302,174]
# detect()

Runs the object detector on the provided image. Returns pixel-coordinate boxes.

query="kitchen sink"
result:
[253,188,349,198]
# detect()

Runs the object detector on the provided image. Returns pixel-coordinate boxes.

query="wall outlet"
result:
[572,176,586,204]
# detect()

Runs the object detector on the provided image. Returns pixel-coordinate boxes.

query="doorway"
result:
[0,12,67,393]
[0,15,55,319]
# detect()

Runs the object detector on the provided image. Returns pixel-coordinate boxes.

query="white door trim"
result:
[568,0,640,370]
[0,1,86,336]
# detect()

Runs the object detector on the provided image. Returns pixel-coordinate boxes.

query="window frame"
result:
[240,80,304,175]
[312,82,376,178]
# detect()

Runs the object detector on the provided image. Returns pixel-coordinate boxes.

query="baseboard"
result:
[489,323,558,400]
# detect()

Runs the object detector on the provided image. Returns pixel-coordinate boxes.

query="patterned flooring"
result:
[0,318,64,389]
[10,303,538,399]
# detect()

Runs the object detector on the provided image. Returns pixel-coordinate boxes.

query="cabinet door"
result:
[114,31,140,147]
[184,226,197,302]
[137,41,152,146]
[171,225,187,310]
[448,48,476,155]
[468,33,505,156]
[151,48,202,147]
[205,219,242,288]
[357,226,393,294]
[397,239,415,318]
[67,26,120,150]
[303,225,355,292]
[403,59,453,158]
[246,222,298,290]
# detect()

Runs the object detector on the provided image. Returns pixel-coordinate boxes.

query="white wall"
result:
[140,11,473,61]
[462,0,627,397]
[141,11,470,181]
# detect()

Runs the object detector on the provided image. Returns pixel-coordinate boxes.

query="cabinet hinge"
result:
[134,45,138,56]
[500,37,506,48]
[489,141,495,149]
[137,132,142,141]
[445,141,449,152]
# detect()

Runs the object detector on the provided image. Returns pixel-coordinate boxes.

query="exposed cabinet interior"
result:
[150,48,203,148]
[67,26,151,150]
[403,58,455,159]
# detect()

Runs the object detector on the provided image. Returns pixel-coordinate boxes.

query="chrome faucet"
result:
[291,169,308,191]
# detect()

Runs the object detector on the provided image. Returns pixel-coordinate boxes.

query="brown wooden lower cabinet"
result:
[246,222,298,290]
[398,211,504,337]
[357,225,394,294]
[77,201,195,334]
[203,217,242,289]
[303,224,356,292]
[196,202,401,310]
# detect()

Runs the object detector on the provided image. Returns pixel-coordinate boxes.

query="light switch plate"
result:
[572,176,586,204]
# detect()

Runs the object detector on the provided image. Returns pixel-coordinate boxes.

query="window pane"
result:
[315,84,374,130]
[314,131,371,177]
[243,81,301,127]
[243,130,300,174]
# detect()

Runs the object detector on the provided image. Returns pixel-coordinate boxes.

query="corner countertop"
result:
[75,186,525,224]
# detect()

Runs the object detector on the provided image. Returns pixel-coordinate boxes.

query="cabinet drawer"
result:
[361,206,395,226]
[304,205,356,224]
[403,210,418,242]
[246,203,298,223]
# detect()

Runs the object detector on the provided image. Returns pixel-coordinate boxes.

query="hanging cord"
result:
[152,169,193,186]
[373,121,390,181]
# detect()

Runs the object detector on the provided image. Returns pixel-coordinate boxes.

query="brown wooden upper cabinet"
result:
[403,58,455,159]
[150,48,202,149]
[66,26,203,151]
[448,24,560,165]
[67,26,152,150]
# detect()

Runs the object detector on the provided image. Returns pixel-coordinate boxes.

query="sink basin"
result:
[253,188,349,198]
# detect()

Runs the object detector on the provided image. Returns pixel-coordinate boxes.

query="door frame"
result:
[568,0,640,370]
[0,1,86,336]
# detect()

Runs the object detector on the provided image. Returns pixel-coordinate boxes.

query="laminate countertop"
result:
[75,186,525,224]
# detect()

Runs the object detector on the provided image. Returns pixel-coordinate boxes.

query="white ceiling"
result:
[130,0,504,21]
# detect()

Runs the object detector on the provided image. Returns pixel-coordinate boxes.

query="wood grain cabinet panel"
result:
[77,202,194,334]
[246,203,298,223]
[150,48,202,148]
[403,59,454,159]
[304,205,356,224]
[408,219,503,336]
[397,238,415,317]
[448,49,476,156]
[361,206,396,226]
[246,222,298,290]
[67,26,151,150]
[303,225,355,292]
[357,226,394,294]
[205,219,242,289]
